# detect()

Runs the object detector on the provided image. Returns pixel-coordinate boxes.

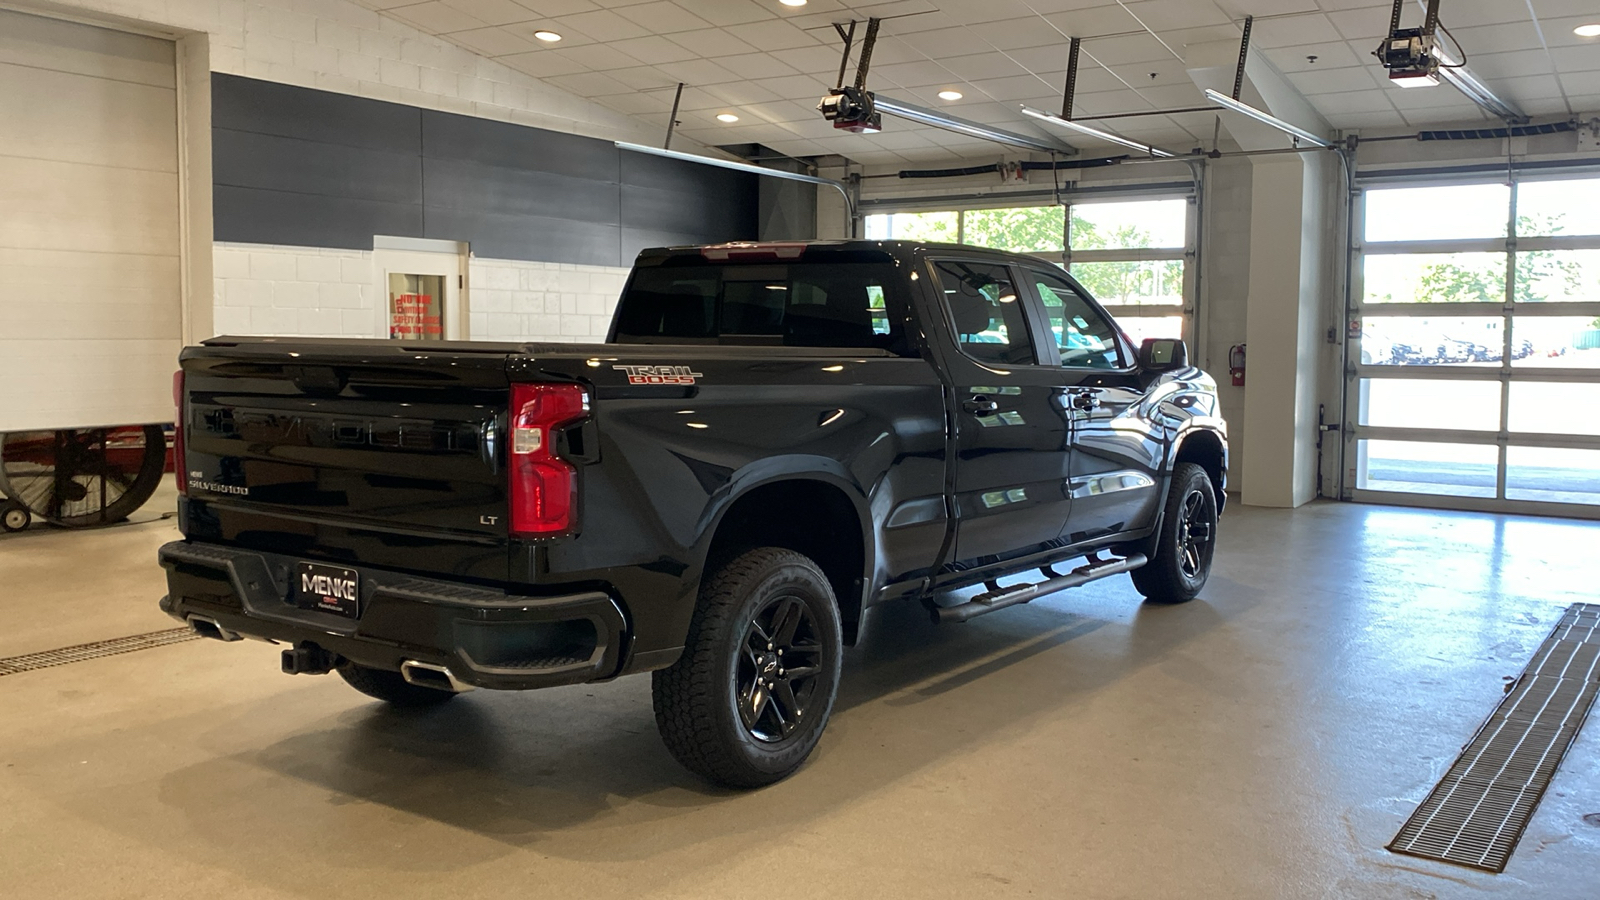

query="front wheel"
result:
[652,547,843,789]
[1130,462,1218,604]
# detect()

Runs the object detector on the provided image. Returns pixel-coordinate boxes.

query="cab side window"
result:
[1030,268,1124,369]
[932,260,1036,366]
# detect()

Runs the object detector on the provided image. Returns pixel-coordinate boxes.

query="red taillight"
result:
[509,383,589,536]
[172,369,187,496]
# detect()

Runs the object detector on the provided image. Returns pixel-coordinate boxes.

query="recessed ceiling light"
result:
[937,90,963,100]
[780,0,807,6]
[716,113,739,122]
[533,30,562,42]
[1575,23,1600,37]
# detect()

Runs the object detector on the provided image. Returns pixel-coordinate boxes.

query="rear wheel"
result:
[1130,462,1218,604]
[652,547,843,789]
[338,662,458,707]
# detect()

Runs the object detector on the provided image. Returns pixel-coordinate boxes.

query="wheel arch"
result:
[701,470,872,645]
[1172,427,1227,511]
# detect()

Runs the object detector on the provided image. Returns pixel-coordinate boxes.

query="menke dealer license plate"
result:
[295,562,360,619]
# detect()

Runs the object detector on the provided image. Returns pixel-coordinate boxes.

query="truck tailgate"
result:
[179,340,518,582]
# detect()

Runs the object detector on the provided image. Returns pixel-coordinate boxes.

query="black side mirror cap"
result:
[1138,338,1188,371]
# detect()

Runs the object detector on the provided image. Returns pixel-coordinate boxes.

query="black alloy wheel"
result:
[653,547,843,788]
[738,594,825,743]
[1129,461,1217,604]
[1176,487,1214,579]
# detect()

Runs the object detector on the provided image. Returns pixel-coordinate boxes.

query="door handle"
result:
[1069,389,1102,411]
[963,395,1000,416]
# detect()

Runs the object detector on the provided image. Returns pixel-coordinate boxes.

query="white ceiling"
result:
[354,0,1600,165]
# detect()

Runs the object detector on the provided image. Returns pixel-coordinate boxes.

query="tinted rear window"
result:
[612,263,911,354]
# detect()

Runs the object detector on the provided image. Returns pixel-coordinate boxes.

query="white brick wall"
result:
[214,243,628,343]
[45,0,702,150]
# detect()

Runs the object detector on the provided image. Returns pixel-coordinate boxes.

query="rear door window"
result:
[613,262,911,353]
[931,259,1037,366]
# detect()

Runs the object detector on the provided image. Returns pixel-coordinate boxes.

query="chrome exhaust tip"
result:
[399,659,474,693]
[187,615,242,642]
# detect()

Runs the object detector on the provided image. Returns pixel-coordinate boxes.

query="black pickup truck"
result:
[159,240,1227,787]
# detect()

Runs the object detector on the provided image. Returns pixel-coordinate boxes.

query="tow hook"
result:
[281,642,340,675]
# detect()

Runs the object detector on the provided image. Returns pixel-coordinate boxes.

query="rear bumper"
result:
[158,540,629,690]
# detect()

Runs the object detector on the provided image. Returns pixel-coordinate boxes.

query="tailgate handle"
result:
[287,365,345,395]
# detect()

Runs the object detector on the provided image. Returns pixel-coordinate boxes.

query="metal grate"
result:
[1389,603,1600,872]
[0,627,200,677]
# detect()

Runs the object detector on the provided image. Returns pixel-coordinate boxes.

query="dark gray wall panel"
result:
[213,74,757,265]
[214,186,425,251]
[422,158,619,224]
[421,111,619,182]
[212,73,420,152]
[214,129,423,205]
[425,208,621,268]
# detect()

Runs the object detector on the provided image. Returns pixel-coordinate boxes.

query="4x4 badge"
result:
[614,365,704,385]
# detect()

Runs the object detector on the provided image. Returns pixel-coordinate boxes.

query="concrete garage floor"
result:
[1,499,1597,899]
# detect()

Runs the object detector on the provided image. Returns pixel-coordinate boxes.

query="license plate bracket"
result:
[294,562,360,619]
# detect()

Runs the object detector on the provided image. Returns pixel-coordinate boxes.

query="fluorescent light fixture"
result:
[780,0,807,6]
[614,141,853,213]
[1203,89,1330,148]
[716,113,739,122]
[1389,70,1440,87]
[877,95,1074,154]
[937,90,963,100]
[533,30,561,42]
[1575,23,1600,37]
[1018,106,1175,158]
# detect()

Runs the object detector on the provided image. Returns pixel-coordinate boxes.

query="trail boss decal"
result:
[615,365,704,386]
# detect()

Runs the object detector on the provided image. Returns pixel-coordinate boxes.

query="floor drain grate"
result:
[0,628,201,677]
[1389,603,1600,872]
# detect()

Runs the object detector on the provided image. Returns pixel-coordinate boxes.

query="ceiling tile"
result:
[939,52,1031,81]
[969,72,1060,102]
[1495,73,1568,102]
[605,34,700,63]
[717,52,801,79]
[503,20,596,46]
[607,65,682,90]
[1326,6,1397,42]
[654,57,745,85]
[552,42,641,70]
[1307,89,1396,114]
[1041,5,1143,39]
[512,0,603,16]
[1465,50,1561,81]
[1079,33,1175,66]
[1285,65,1384,94]
[724,18,823,51]
[696,79,786,106]
[965,17,1071,51]
[544,70,636,95]
[1325,109,1409,129]
[672,0,779,27]
[447,25,540,56]
[1247,13,1337,49]
[387,1,489,33]
[664,27,749,56]
[1119,0,1232,31]
[873,60,955,88]
[1562,70,1600,95]
[551,9,652,41]
[498,48,592,77]
[1263,42,1363,73]
[768,44,847,75]
[620,1,715,33]
[595,92,674,115]
[439,0,539,26]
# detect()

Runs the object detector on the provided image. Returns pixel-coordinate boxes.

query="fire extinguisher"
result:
[1228,343,1246,387]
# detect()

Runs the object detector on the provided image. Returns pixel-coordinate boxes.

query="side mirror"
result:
[1138,338,1188,371]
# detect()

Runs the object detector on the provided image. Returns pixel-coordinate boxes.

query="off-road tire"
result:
[338,662,458,707]
[1130,462,1218,604]
[652,547,843,789]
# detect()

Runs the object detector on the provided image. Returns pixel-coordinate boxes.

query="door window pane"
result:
[1508,382,1600,436]
[1357,439,1497,498]
[1031,268,1122,369]
[1512,317,1600,368]
[1363,252,1508,304]
[388,273,445,340]
[1360,379,1501,431]
[962,206,1065,253]
[1364,184,1510,242]
[864,211,957,242]
[1514,248,1600,303]
[933,260,1035,365]
[1359,316,1504,367]
[1070,259,1184,306]
[1070,199,1186,249]
[1516,178,1600,237]
[1506,447,1600,504]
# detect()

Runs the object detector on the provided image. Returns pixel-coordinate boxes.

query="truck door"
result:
[927,258,1074,566]
[1022,266,1164,543]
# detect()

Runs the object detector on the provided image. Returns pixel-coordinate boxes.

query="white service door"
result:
[0,10,181,432]
[373,248,467,340]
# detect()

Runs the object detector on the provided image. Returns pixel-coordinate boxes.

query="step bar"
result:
[931,553,1147,624]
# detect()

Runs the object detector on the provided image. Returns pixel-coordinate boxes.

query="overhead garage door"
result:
[0,9,180,432]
